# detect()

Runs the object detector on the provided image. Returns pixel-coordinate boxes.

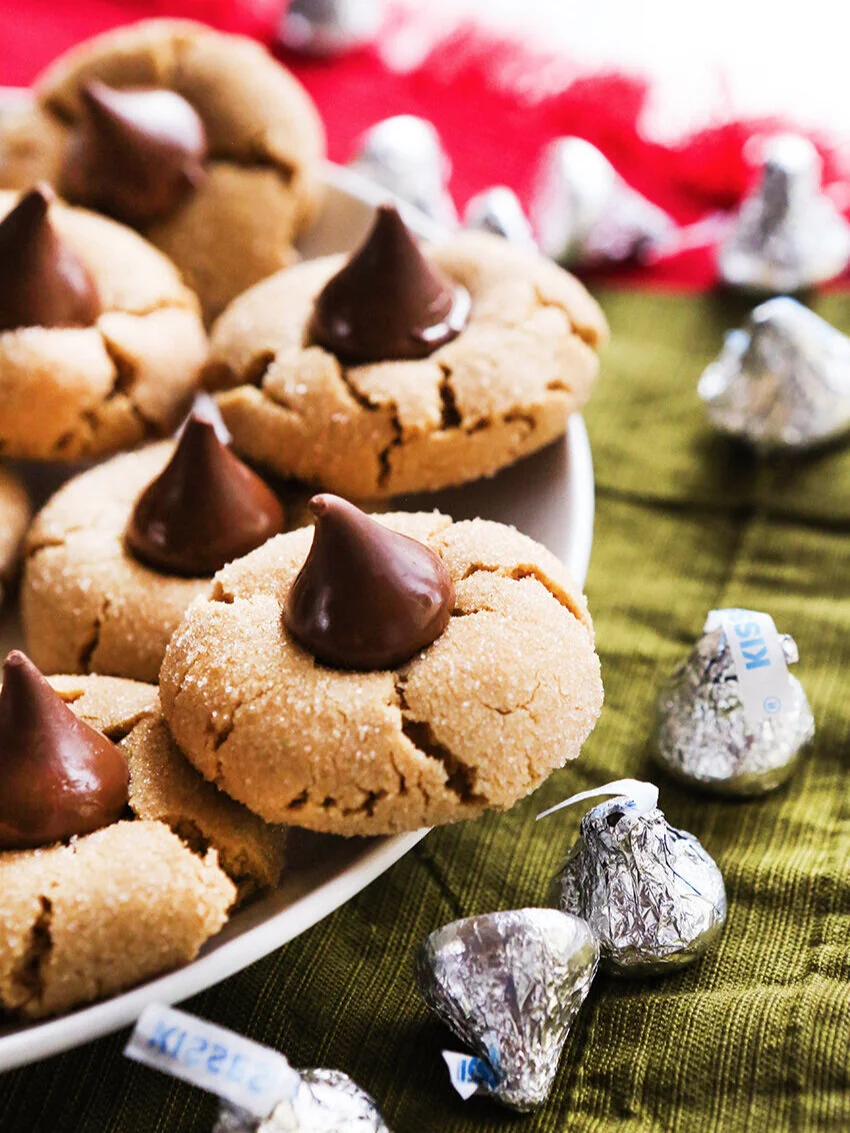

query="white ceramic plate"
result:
[0,157,595,1071]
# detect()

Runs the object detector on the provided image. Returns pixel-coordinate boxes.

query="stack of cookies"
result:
[0,19,607,1020]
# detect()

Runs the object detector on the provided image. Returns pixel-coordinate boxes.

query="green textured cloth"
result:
[2,290,849,1133]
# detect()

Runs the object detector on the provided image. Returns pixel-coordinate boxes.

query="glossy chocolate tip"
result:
[0,185,100,333]
[308,204,470,365]
[0,650,129,851]
[126,414,285,578]
[62,80,208,226]
[285,493,455,670]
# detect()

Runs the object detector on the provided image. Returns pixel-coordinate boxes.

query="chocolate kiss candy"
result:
[0,651,129,850]
[285,494,455,670]
[698,297,850,451]
[547,782,727,976]
[416,909,599,1111]
[718,134,850,293]
[63,80,207,226]
[0,185,99,332]
[278,0,384,56]
[308,204,470,364]
[463,186,538,250]
[126,415,284,577]
[531,136,674,267]
[348,116,459,227]
[654,608,814,794]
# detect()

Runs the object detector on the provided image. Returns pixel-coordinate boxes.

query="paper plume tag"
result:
[125,1004,300,1117]
[704,608,794,727]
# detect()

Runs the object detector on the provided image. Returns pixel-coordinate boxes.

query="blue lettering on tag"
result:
[741,640,770,669]
[183,1036,208,1069]
[146,1023,173,1055]
[207,1044,227,1075]
[734,621,761,641]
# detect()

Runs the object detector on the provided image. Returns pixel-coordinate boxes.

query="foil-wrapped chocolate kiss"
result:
[654,608,814,795]
[541,779,727,976]
[348,116,458,228]
[416,908,599,1110]
[699,297,850,452]
[718,133,850,293]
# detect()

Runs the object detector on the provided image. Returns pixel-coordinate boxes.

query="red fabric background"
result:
[3,1,848,290]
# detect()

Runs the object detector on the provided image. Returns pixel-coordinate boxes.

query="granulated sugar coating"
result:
[22,443,213,683]
[160,512,603,835]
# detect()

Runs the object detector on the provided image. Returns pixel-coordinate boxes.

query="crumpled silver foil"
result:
[530,136,674,267]
[698,296,850,451]
[718,134,850,292]
[348,116,459,227]
[277,0,384,56]
[553,798,726,976]
[214,1069,390,1133]
[654,616,814,795]
[462,186,538,249]
[416,908,599,1111]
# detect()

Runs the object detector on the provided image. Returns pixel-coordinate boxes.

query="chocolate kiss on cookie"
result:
[126,415,284,577]
[62,80,207,226]
[285,494,455,670]
[308,204,470,364]
[0,185,100,332]
[0,651,129,850]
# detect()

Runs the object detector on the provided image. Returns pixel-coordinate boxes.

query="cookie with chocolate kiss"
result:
[22,423,285,683]
[0,669,287,1020]
[0,187,206,462]
[160,507,603,836]
[206,222,608,498]
[0,18,325,321]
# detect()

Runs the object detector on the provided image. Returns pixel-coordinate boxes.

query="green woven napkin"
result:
[2,290,848,1133]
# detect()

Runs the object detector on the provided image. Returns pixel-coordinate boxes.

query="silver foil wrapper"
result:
[278,0,384,56]
[553,797,726,976]
[698,297,850,451]
[654,613,814,795]
[462,186,538,249]
[531,136,674,268]
[416,908,598,1111]
[718,134,850,292]
[214,1069,390,1133]
[348,117,458,227]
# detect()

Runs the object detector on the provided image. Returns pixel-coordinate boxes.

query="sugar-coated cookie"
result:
[0,187,206,461]
[205,210,608,498]
[0,19,325,322]
[0,660,285,1020]
[23,417,286,683]
[160,503,603,835]
[0,467,30,604]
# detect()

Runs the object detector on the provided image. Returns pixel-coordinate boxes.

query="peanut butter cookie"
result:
[23,417,285,683]
[0,186,206,461]
[0,19,325,322]
[205,210,608,498]
[0,656,285,1020]
[160,502,603,835]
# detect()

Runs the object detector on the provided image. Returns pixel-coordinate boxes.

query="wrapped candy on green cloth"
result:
[543,780,727,976]
[416,908,599,1111]
[654,608,815,795]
